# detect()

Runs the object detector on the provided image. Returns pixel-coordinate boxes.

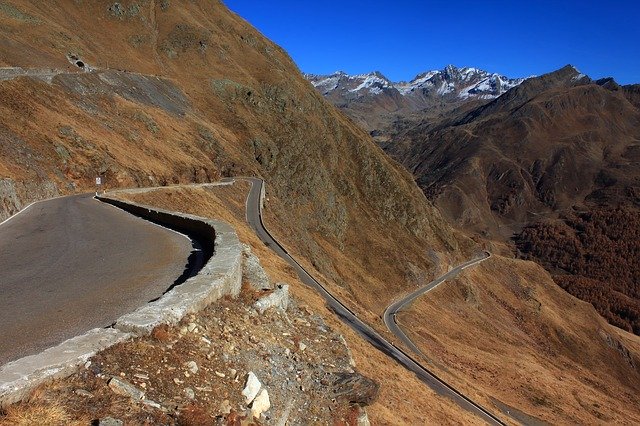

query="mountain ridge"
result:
[306,65,528,101]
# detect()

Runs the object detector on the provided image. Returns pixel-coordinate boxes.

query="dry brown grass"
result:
[116,184,640,424]
[400,255,640,424]
[0,383,91,426]
[150,323,172,343]
[0,404,77,426]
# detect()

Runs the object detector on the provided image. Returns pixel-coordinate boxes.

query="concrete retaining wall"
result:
[0,194,243,407]
[99,195,243,335]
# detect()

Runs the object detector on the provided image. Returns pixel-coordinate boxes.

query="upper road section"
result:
[0,194,192,365]
[384,253,490,356]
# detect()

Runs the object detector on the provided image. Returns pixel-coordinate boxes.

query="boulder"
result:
[254,284,289,314]
[358,409,371,426]
[184,388,195,400]
[219,399,232,414]
[250,388,270,419]
[331,372,379,406]
[97,418,123,426]
[184,360,198,374]
[108,377,145,401]
[242,371,261,404]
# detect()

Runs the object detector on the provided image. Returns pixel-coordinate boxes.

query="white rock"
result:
[108,377,145,401]
[251,388,270,419]
[185,361,198,374]
[242,372,261,404]
[184,388,195,400]
[219,399,232,414]
[358,409,371,426]
[97,418,123,426]
[254,284,290,314]
[74,389,93,398]
[142,399,162,410]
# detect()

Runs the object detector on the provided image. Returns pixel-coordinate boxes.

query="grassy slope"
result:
[401,256,640,424]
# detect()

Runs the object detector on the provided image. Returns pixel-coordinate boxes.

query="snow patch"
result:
[348,73,392,95]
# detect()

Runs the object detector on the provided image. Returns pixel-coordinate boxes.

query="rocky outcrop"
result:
[242,244,272,290]
[0,178,59,222]
[331,372,380,406]
[1,256,376,424]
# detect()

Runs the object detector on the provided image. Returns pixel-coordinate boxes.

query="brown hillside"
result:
[388,66,640,239]
[400,255,640,424]
[0,0,460,306]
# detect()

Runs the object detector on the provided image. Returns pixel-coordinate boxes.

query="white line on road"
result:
[0,202,36,228]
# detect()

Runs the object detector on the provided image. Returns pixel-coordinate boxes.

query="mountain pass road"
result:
[384,253,490,357]
[0,194,193,365]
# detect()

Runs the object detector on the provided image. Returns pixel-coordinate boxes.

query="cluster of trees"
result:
[515,207,640,335]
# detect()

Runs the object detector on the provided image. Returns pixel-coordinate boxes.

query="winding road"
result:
[0,194,194,365]
[384,252,490,356]
[238,177,504,425]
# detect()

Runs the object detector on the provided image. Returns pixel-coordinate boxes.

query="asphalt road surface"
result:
[238,177,504,426]
[0,194,193,365]
[384,253,491,357]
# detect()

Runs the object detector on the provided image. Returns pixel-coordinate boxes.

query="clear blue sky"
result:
[223,0,640,84]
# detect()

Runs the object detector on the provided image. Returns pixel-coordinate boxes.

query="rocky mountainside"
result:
[305,65,527,136]
[1,1,639,424]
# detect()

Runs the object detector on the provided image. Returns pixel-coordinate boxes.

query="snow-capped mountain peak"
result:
[306,71,394,96]
[348,72,393,95]
[306,65,530,101]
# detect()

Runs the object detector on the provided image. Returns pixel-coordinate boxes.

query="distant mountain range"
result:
[304,65,529,137]
[310,62,640,339]
[306,65,640,238]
